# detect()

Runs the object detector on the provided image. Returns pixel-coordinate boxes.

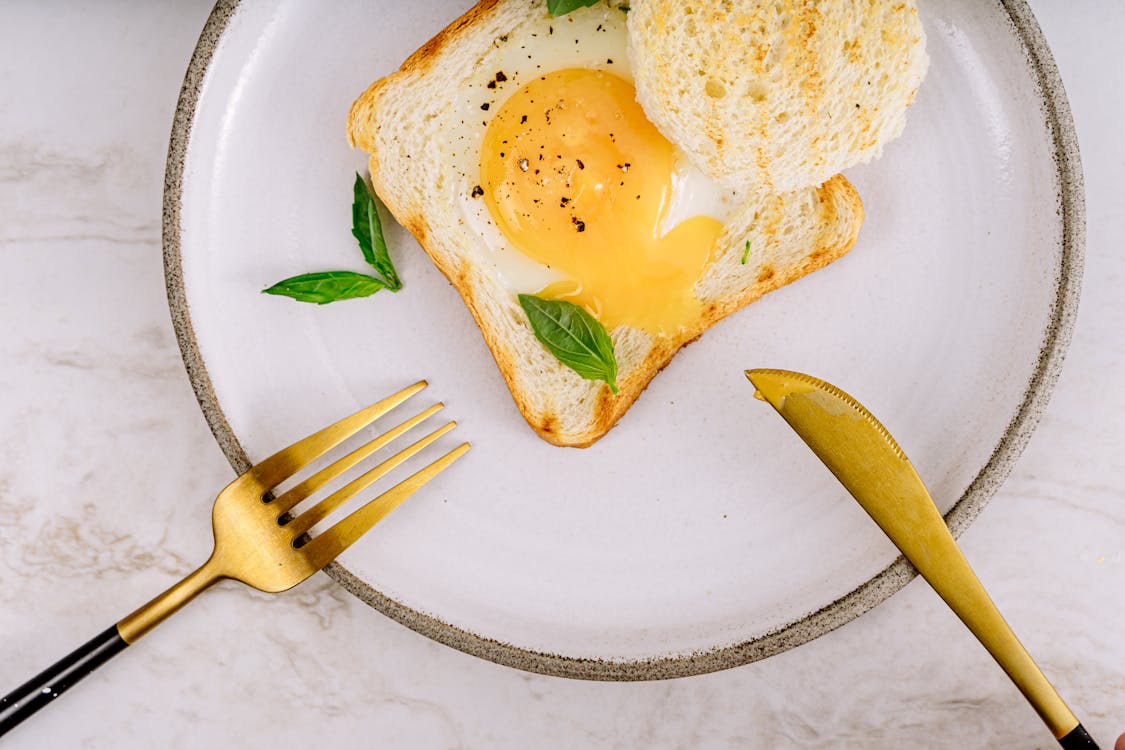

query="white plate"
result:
[164,0,1083,678]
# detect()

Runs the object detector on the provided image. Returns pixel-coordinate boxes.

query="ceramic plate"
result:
[164,0,1083,679]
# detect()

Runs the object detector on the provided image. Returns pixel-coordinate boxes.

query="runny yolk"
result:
[480,68,722,335]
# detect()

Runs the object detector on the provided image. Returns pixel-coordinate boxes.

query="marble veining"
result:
[0,2,1122,749]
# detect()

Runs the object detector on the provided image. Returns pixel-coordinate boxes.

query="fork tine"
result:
[270,402,445,515]
[247,381,427,489]
[284,421,457,538]
[299,442,470,570]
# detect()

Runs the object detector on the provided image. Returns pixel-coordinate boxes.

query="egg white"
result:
[449,3,739,294]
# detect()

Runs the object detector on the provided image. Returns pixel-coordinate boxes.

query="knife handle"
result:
[1058,724,1100,749]
[862,478,1094,745]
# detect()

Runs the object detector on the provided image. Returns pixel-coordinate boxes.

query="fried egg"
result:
[451,4,739,335]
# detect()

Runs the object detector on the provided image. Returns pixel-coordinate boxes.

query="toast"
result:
[628,0,928,191]
[348,1,864,447]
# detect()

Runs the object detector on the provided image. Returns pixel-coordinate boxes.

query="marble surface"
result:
[0,2,1121,748]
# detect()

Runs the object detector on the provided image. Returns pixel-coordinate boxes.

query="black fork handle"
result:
[0,625,127,737]
[1,560,219,738]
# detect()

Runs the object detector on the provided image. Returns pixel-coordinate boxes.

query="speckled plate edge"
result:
[162,0,1085,681]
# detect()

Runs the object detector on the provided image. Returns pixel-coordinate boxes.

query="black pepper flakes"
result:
[576,159,585,169]
[495,71,507,82]
[471,185,484,198]
[572,217,586,232]
[481,102,490,111]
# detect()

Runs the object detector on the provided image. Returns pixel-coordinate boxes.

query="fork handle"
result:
[0,625,127,736]
[0,559,221,738]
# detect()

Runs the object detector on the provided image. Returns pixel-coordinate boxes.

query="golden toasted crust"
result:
[698,175,863,325]
[347,0,503,151]
[347,2,866,448]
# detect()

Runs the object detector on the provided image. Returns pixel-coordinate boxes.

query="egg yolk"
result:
[480,68,722,335]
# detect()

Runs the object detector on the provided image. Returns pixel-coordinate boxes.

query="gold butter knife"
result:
[745,368,1099,750]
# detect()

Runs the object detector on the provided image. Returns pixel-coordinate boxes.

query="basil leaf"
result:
[519,294,619,393]
[547,0,600,17]
[351,173,401,291]
[263,271,386,304]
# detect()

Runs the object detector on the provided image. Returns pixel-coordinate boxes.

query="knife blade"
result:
[745,368,1098,750]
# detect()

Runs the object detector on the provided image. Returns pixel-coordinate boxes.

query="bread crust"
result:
[347,0,503,151]
[347,2,864,448]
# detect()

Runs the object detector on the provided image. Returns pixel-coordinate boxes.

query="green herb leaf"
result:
[263,271,386,304]
[741,240,751,265]
[519,294,619,393]
[546,0,600,17]
[352,173,401,291]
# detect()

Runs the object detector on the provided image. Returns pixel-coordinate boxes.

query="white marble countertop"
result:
[1,2,1122,748]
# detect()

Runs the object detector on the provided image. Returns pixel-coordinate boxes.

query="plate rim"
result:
[162,0,1085,680]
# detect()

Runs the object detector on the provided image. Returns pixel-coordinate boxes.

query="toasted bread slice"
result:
[628,0,928,191]
[348,1,863,447]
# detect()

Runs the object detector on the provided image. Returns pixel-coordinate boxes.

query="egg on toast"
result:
[346,0,905,447]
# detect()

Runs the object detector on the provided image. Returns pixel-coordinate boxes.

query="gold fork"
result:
[0,381,468,737]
